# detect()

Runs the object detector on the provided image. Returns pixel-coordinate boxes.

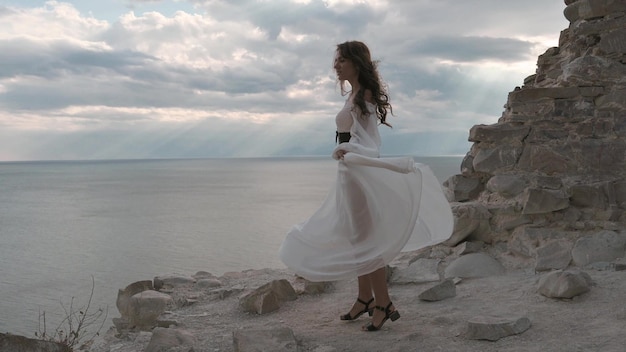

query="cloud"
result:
[0,0,569,161]
[404,35,534,63]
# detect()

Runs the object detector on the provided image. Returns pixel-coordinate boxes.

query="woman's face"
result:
[334,51,358,83]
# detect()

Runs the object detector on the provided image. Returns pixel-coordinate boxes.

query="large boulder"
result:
[564,0,626,22]
[537,269,592,299]
[465,315,531,341]
[391,258,440,284]
[445,203,491,246]
[239,279,297,315]
[144,328,196,352]
[129,290,174,330]
[571,230,626,267]
[444,253,505,278]
[534,240,573,271]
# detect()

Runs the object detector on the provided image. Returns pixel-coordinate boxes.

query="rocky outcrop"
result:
[0,333,70,352]
[85,255,626,352]
[444,0,626,271]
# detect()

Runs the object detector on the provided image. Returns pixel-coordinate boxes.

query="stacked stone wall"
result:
[444,0,626,270]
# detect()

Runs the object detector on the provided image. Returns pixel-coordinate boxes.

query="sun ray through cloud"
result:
[0,0,568,160]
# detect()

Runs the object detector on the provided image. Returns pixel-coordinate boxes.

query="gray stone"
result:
[486,175,527,198]
[562,206,582,223]
[445,203,491,246]
[564,0,626,22]
[455,241,484,255]
[239,289,280,315]
[418,278,457,302]
[508,87,579,102]
[571,230,626,267]
[269,279,298,301]
[192,271,217,280]
[465,315,531,341]
[577,139,626,173]
[569,183,608,209]
[460,153,474,175]
[532,175,563,190]
[614,258,626,271]
[446,215,478,246]
[585,261,613,271]
[507,99,555,117]
[509,227,570,258]
[563,55,626,86]
[576,118,615,138]
[468,123,530,143]
[613,180,626,207]
[497,215,532,232]
[233,328,298,352]
[208,284,245,300]
[554,97,595,117]
[239,279,297,315]
[537,269,592,299]
[473,145,522,174]
[517,146,575,175]
[0,333,70,352]
[129,290,174,330]
[443,175,483,202]
[116,280,154,323]
[196,278,222,289]
[145,328,196,352]
[391,258,440,284]
[525,125,570,143]
[595,89,626,111]
[302,280,331,295]
[522,188,569,215]
[535,240,573,271]
[444,253,505,278]
[154,274,195,290]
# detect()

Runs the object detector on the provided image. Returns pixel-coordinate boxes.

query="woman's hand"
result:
[336,149,348,160]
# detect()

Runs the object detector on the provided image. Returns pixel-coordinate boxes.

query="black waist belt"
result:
[336,131,351,144]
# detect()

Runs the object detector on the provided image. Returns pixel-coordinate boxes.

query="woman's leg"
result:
[366,267,397,329]
[357,274,373,301]
[342,275,374,319]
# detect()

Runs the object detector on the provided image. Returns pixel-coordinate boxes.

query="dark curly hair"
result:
[336,41,392,127]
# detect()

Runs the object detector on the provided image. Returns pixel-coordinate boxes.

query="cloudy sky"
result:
[0,0,569,161]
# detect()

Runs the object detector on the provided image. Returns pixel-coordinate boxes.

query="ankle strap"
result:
[375,302,393,312]
[357,297,374,307]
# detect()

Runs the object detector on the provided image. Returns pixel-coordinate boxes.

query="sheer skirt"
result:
[279,158,453,282]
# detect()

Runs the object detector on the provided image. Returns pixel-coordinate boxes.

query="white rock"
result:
[129,290,174,330]
[466,315,531,341]
[537,269,592,299]
[444,253,505,278]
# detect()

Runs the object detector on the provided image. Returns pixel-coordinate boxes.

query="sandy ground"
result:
[92,260,626,352]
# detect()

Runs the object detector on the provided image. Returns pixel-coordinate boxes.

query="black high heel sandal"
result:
[362,302,400,331]
[340,297,374,321]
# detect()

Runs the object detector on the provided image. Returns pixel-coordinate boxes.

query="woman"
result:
[279,41,453,331]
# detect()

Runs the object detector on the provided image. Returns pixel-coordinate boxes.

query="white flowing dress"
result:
[279,100,453,282]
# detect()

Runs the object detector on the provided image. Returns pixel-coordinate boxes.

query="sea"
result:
[0,156,462,337]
